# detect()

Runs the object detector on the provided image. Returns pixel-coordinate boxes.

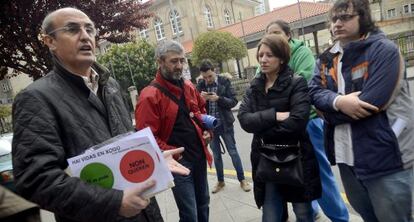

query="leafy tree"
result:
[0,105,12,133]
[98,40,157,95]
[191,31,248,66]
[0,0,152,80]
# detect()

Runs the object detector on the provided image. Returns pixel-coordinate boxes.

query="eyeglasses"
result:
[48,23,97,37]
[331,14,358,23]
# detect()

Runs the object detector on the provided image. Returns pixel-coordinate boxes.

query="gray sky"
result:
[269,0,317,10]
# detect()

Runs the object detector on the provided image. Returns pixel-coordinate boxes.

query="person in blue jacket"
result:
[309,0,414,221]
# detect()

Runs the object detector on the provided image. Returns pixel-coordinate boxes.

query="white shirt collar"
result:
[330,41,343,54]
[81,68,100,95]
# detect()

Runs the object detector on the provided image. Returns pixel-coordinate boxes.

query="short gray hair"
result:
[41,11,57,35]
[155,40,184,60]
[41,7,90,35]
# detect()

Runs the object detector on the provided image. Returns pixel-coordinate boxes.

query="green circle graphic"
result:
[80,162,114,189]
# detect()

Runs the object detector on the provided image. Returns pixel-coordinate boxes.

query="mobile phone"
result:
[207,92,214,95]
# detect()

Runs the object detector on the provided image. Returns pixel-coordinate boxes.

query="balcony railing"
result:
[391,34,414,58]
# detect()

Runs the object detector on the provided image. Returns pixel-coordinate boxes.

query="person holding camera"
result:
[135,40,212,222]
[196,59,251,194]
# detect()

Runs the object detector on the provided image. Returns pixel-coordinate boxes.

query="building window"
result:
[224,9,232,25]
[387,8,396,18]
[411,4,414,12]
[169,9,183,35]
[154,18,165,41]
[2,83,10,92]
[204,5,214,28]
[139,28,149,40]
[404,5,409,14]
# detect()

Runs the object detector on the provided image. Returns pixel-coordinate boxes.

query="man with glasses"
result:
[309,0,414,221]
[12,8,189,222]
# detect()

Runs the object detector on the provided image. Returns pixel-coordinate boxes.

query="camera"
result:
[201,114,217,129]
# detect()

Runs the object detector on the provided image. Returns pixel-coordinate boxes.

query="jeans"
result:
[262,183,314,222]
[172,159,210,222]
[306,118,349,222]
[338,164,413,222]
[210,126,245,182]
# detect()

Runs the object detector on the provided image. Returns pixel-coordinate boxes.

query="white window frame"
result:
[224,9,231,25]
[139,28,149,40]
[204,5,214,28]
[403,5,409,14]
[387,8,396,18]
[169,9,183,35]
[154,18,165,41]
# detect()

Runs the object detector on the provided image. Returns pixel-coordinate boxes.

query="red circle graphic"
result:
[120,150,155,183]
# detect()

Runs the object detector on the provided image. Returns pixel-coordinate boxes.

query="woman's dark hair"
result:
[199,59,214,72]
[256,34,290,71]
[265,20,291,38]
[329,0,377,35]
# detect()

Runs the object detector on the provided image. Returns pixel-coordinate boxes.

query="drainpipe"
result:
[231,0,236,24]
[297,0,306,42]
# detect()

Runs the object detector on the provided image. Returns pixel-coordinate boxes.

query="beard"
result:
[160,66,183,80]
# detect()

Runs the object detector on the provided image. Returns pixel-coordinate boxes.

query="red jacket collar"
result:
[154,69,183,97]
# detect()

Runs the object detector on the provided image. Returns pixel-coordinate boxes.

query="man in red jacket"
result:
[135,40,212,222]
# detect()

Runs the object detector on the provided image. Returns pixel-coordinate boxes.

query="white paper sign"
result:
[67,127,174,198]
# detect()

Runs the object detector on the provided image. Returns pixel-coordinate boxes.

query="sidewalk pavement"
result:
[156,173,363,222]
[40,173,363,222]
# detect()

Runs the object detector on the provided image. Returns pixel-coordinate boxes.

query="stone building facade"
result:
[138,0,258,46]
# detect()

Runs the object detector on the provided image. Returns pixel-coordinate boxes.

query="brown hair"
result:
[329,0,377,36]
[256,34,290,70]
[265,20,291,40]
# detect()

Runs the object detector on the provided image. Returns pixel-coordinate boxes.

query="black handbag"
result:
[255,140,304,187]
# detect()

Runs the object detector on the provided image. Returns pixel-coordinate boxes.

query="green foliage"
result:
[192,31,248,66]
[0,0,152,80]
[0,105,12,133]
[0,105,11,119]
[98,40,157,94]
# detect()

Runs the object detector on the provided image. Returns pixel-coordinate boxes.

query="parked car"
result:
[0,133,14,192]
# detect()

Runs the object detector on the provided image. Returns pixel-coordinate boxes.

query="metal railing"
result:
[391,34,414,96]
[391,34,414,60]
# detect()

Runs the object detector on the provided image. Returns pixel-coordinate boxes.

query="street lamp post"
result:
[297,0,306,43]
[124,53,136,87]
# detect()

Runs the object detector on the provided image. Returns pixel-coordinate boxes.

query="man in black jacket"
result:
[196,59,251,194]
[12,7,187,222]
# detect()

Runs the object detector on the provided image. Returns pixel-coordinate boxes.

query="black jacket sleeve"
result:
[12,90,123,222]
[217,78,238,109]
[260,77,310,138]
[237,88,277,134]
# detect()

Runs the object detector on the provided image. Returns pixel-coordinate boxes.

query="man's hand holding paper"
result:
[67,128,183,200]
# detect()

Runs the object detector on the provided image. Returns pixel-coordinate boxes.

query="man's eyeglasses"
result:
[47,23,97,37]
[331,14,358,23]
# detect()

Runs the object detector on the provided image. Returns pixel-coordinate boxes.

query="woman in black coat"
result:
[237,34,321,222]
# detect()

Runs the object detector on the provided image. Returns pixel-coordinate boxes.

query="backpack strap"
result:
[149,82,205,130]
